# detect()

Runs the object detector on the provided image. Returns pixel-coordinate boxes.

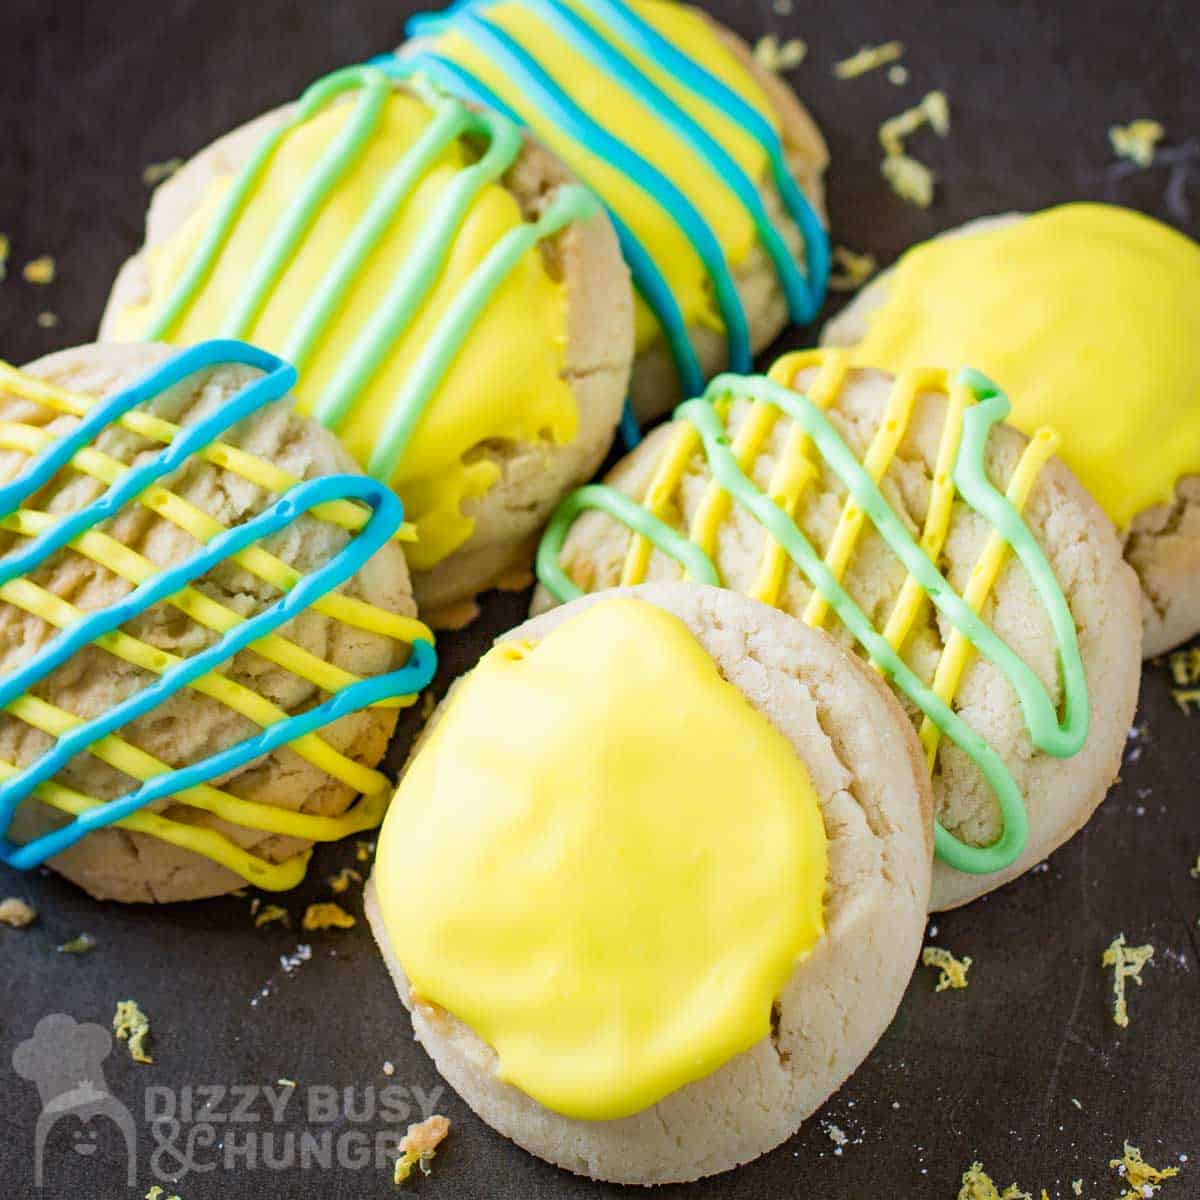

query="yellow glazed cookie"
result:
[821,203,1200,656]
[397,0,831,420]
[101,70,633,623]
[532,351,1142,910]
[367,584,932,1183]
[0,342,434,903]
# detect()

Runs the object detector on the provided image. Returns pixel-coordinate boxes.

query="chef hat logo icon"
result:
[13,1013,137,1188]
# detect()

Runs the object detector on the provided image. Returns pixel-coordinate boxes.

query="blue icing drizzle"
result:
[0,340,437,872]
[389,0,830,408]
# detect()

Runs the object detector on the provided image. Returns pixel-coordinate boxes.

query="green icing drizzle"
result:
[538,370,1093,876]
[138,65,597,489]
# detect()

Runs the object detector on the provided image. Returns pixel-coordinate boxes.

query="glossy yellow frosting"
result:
[851,202,1200,529]
[430,0,778,348]
[109,84,576,570]
[376,597,827,1120]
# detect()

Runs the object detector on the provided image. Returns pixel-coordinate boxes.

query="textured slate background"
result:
[0,1,1198,1197]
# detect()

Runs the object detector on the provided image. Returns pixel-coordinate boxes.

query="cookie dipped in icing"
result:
[366,585,932,1184]
[101,67,633,626]
[532,350,1142,910]
[395,0,830,422]
[0,342,436,903]
[822,203,1200,656]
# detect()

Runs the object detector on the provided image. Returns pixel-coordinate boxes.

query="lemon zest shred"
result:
[22,256,56,284]
[827,245,879,292]
[922,945,971,991]
[302,901,357,932]
[752,34,808,72]
[1109,120,1165,168]
[835,41,904,79]
[1101,935,1154,1028]
[114,999,154,1065]
[328,867,364,895]
[1110,1141,1180,1198]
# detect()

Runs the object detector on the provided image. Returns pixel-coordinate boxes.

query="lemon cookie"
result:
[366,584,932,1183]
[101,68,633,624]
[0,341,435,902]
[395,0,830,422]
[533,351,1142,910]
[821,203,1200,656]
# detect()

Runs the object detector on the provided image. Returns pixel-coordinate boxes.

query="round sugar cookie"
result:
[366,583,932,1184]
[531,352,1142,910]
[100,70,634,625]
[821,203,1200,656]
[399,0,831,421]
[0,342,434,903]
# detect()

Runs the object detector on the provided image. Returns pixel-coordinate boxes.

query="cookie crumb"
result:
[57,933,97,955]
[753,34,808,73]
[1072,1180,1083,1196]
[888,64,910,85]
[0,233,9,281]
[828,245,878,292]
[922,945,971,991]
[1101,935,1154,1028]
[1109,120,1165,168]
[393,1114,451,1185]
[356,840,376,864]
[142,157,184,186]
[36,310,58,328]
[302,902,356,932]
[277,1078,297,1088]
[145,1187,182,1200]
[835,41,904,79]
[113,999,154,1065]
[383,1060,395,1076]
[328,868,363,895]
[22,255,56,285]
[253,903,290,929]
[0,897,37,927]
[1110,1141,1179,1198]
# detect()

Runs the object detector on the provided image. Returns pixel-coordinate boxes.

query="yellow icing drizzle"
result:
[851,202,1200,529]
[430,0,778,348]
[376,597,827,1119]
[614,349,1057,785]
[0,364,433,890]
[107,85,575,569]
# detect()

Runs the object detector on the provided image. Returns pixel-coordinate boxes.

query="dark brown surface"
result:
[1,1,1198,1196]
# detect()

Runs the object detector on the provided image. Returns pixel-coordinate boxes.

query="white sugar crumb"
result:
[383,1061,395,1076]
[281,943,313,973]
[888,64,910,85]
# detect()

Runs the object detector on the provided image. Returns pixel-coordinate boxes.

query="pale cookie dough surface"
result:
[368,583,932,1185]
[0,343,417,903]
[100,83,635,625]
[821,211,1200,658]
[532,367,1143,909]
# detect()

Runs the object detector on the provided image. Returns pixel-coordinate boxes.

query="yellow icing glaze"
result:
[430,0,778,348]
[0,363,433,890]
[376,597,827,1119]
[107,88,574,569]
[851,202,1200,529]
